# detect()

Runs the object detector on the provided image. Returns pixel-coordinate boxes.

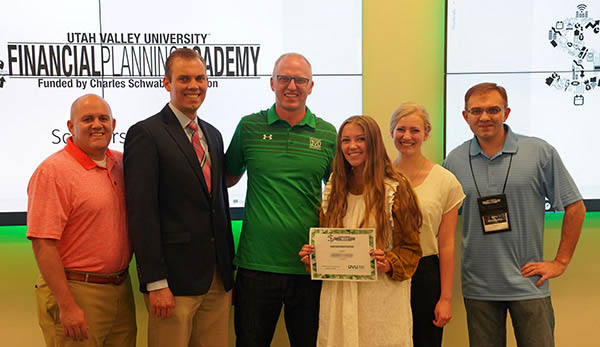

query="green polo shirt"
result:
[226,104,337,274]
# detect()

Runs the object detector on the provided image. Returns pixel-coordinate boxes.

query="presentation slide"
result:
[446,0,599,205]
[0,0,362,213]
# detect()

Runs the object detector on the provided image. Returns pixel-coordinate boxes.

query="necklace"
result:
[396,155,427,185]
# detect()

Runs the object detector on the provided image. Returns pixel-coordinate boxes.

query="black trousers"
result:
[411,255,444,347]
[234,268,322,347]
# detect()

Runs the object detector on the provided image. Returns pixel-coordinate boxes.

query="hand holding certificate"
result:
[309,227,377,281]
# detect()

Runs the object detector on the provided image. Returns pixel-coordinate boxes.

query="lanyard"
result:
[468,141,513,198]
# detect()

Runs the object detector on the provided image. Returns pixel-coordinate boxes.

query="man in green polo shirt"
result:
[226,53,336,347]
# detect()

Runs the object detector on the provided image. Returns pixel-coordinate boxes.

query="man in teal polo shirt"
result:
[226,53,336,347]
[444,82,586,347]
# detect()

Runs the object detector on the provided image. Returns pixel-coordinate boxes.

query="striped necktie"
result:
[187,121,211,192]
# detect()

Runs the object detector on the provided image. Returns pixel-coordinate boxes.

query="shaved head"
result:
[272,53,312,78]
[67,94,115,161]
[70,94,112,122]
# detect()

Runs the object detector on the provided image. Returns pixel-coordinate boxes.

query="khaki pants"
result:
[35,274,137,347]
[145,268,232,347]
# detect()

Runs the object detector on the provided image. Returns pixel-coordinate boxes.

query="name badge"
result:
[477,194,511,233]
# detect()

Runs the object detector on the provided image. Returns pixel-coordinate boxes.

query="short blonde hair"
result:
[389,102,432,135]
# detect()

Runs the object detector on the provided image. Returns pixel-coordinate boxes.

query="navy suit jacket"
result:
[124,104,234,295]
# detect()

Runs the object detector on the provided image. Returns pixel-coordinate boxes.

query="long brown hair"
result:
[322,115,422,248]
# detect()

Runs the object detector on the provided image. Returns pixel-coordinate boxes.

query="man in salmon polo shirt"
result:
[26,94,136,347]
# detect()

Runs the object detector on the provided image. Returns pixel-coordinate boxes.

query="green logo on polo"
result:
[309,137,322,150]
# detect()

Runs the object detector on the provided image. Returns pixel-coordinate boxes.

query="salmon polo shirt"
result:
[26,137,131,274]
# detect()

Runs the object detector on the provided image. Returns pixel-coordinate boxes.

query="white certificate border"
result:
[309,227,377,281]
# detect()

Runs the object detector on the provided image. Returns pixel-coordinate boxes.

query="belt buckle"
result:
[113,271,127,285]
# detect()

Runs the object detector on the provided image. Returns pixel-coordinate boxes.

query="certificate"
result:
[309,227,377,281]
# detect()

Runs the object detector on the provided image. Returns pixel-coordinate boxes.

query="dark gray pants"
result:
[464,297,555,347]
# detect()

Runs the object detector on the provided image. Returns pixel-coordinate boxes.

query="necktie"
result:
[187,121,211,192]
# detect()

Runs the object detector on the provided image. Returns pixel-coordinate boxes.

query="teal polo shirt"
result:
[443,125,582,300]
[226,104,337,274]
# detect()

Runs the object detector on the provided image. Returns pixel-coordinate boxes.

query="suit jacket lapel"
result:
[160,105,210,196]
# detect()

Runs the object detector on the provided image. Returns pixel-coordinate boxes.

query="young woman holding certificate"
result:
[390,102,464,347]
[300,115,422,347]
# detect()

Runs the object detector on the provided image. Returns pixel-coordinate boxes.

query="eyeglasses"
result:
[466,106,505,116]
[276,75,310,86]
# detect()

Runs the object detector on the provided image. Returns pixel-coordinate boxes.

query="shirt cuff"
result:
[147,279,169,291]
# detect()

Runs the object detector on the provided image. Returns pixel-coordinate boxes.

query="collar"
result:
[266,104,316,128]
[469,124,518,158]
[64,136,111,170]
[169,102,198,129]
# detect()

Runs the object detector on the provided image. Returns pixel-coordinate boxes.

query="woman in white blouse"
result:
[390,102,465,347]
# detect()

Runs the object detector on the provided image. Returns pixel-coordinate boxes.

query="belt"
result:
[65,268,128,285]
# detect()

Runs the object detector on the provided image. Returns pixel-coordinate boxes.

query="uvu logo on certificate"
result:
[309,228,377,281]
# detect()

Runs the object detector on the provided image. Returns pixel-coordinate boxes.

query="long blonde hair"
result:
[322,115,422,247]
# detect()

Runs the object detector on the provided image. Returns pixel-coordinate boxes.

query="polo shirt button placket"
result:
[286,127,291,152]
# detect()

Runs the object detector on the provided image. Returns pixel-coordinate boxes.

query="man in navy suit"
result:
[124,48,235,347]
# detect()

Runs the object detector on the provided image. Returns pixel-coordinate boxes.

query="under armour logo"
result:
[263,134,272,140]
